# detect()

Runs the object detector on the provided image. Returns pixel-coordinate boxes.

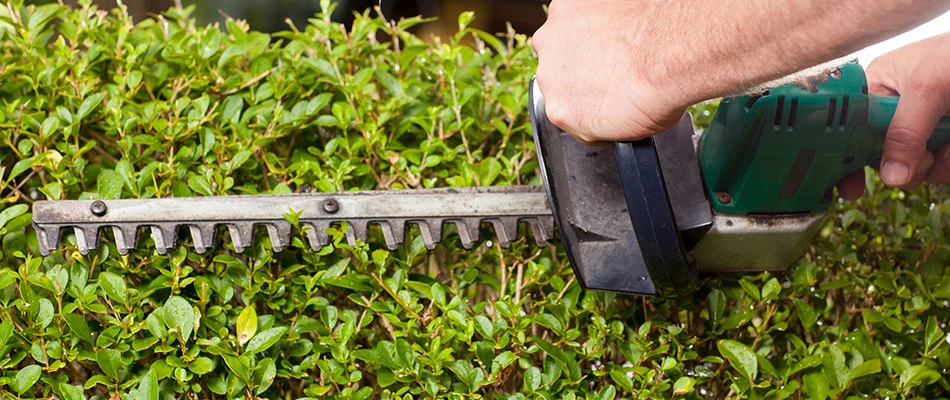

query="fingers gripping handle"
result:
[868,94,950,157]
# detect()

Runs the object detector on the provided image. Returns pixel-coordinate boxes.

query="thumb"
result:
[880,93,944,187]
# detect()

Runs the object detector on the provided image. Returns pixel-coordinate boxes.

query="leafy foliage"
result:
[0,1,948,399]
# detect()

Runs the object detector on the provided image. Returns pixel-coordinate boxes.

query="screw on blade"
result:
[113,224,139,255]
[151,224,178,255]
[189,224,217,254]
[265,221,293,252]
[30,186,555,255]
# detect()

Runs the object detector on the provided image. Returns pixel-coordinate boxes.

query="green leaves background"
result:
[0,0,948,398]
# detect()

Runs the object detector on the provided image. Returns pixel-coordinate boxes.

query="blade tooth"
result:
[151,224,178,255]
[342,220,368,247]
[33,224,61,256]
[112,224,139,255]
[74,225,99,255]
[375,220,404,251]
[302,220,331,251]
[410,219,442,250]
[527,216,556,246]
[227,222,254,254]
[189,223,217,254]
[450,218,481,250]
[265,221,292,252]
[489,217,521,249]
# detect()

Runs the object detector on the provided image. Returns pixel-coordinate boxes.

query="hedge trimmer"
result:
[32,62,950,296]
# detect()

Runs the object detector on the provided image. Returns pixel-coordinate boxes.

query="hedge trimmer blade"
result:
[32,186,555,256]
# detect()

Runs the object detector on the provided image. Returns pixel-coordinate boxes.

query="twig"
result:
[371,272,422,321]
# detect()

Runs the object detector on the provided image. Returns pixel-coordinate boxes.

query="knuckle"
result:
[885,126,928,152]
[531,28,547,52]
[905,77,939,96]
[545,103,570,129]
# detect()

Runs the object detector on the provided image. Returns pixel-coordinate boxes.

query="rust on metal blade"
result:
[32,185,555,255]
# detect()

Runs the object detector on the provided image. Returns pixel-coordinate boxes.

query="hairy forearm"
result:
[645,0,950,103]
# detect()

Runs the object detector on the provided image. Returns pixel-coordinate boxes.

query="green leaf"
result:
[924,315,944,351]
[64,313,93,344]
[97,348,122,378]
[188,357,215,374]
[308,93,333,115]
[244,326,287,354]
[226,149,252,172]
[35,298,54,329]
[673,376,695,395]
[739,279,761,302]
[77,93,106,120]
[164,296,196,343]
[14,365,42,395]
[57,383,85,400]
[476,157,503,186]
[222,355,250,380]
[254,358,277,394]
[135,369,159,400]
[457,10,475,30]
[218,43,253,68]
[27,3,62,34]
[706,289,726,324]
[304,58,337,78]
[0,269,17,290]
[524,366,541,392]
[98,271,128,304]
[474,315,493,338]
[96,169,124,200]
[534,313,563,335]
[846,359,881,383]
[803,371,829,400]
[533,337,582,382]
[237,304,258,346]
[761,277,781,300]
[596,385,616,400]
[0,320,13,349]
[793,299,818,329]
[0,204,28,229]
[187,175,214,196]
[821,345,847,388]
[220,95,244,125]
[899,365,941,390]
[430,283,446,306]
[717,339,757,381]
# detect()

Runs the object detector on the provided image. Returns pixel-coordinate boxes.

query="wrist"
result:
[624,6,734,113]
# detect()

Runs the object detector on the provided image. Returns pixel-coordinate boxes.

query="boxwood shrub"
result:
[0,1,948,398]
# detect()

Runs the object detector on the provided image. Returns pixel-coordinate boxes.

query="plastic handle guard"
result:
[614,138,699,297]
[699,61,950,215]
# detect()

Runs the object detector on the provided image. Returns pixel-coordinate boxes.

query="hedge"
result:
[0,1,948,399]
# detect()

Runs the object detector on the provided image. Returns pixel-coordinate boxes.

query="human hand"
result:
[531,0,696,144]
[837,33,950,200]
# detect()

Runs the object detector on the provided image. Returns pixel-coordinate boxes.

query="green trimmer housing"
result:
[700,62,950,215]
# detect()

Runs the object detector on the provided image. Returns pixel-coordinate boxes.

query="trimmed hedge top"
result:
[0,0,948,399]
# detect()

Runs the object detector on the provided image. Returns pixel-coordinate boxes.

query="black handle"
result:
[614,138,699,297]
